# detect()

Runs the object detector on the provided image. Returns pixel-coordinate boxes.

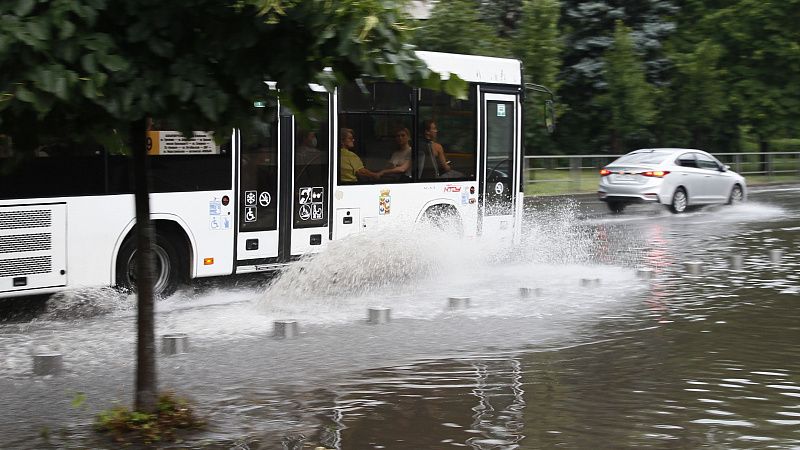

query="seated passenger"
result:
[380,127,412,180]
[339,128,382,183]
[419,120,453,178]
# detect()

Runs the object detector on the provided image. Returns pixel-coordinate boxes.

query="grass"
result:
[524,169,800,196]
[94,392,204,445]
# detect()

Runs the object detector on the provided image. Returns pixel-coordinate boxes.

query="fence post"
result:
[767,153,774,178]
[735,153,741,174]
[570,157,581,192]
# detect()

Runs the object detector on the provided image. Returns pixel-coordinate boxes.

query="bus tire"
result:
[422,205,463,236]
[115,230,185,298]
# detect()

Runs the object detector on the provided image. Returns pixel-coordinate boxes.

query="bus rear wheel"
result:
[115,231,184,298]
[422,205,463,236]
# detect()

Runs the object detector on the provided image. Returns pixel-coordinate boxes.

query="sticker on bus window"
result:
[379,189,391,215]
[299,204,312,221]
[312,204,323,220]
[311,187,324,202]
[298,187,312,204]
[245,191,257,206]
[497,104,506,117]
[209,200,221,215]
[245,206,257,222]
[259,191,271,207]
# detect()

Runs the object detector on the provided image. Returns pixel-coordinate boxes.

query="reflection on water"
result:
[0,194,799,448]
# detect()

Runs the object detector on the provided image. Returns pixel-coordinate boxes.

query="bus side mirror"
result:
[544,100,556,134]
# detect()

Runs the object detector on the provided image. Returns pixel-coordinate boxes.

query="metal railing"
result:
[523,151,800,194]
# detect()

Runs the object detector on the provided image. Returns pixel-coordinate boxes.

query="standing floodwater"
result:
[0,188,799,449]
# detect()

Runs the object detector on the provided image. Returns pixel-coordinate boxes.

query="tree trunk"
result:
[131,119,158,413]
[610,129,621,154]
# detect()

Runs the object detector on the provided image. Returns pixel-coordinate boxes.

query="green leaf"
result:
[25,20,49,42]
[15,86,37,104]
[14,0,35,16]
[59,20,76,39]
[71,392,87,408]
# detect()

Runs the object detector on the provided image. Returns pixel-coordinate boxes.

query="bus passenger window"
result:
[338,80,414,185]
[417,88,477,182]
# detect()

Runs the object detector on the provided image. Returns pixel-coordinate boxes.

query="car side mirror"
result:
[722,164,730,172]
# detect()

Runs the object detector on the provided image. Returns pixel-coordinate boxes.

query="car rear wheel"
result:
[607,202,626,214]
[670,187,688,214]
[727,184,744,205]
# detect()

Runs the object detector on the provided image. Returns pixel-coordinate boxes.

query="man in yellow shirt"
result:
[339,127,382,183]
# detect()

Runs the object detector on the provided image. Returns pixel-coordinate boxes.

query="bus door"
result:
[288,99,331,256]
[480,92,520,238]
[236,103,282,270]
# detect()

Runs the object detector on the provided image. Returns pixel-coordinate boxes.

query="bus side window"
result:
[417,87,477,182]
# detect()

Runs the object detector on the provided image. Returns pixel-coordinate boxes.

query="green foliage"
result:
[0,0,465,151]
[71,391,87,409]
[557,0,677,153]
[412,0,512,57]
[514,0,563,154]
[705,0,800,146]
[598,20,656,152]
[479,0,523,38]
[94,392,204,445]
[658,39,728,149]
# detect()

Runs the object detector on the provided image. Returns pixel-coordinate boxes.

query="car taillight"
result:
[599,168,612,176]
[641,170,670,178]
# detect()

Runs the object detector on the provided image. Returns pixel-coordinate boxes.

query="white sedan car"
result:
[598,148,747,213]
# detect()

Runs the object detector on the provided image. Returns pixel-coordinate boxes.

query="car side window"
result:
[676,153,697,168]
[695,153,720,171]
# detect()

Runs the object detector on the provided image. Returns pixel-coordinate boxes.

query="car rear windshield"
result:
[614,152,670,165]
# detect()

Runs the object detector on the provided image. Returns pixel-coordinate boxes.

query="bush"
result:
[95,392,204,445]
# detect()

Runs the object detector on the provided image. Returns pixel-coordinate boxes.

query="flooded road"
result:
[1,187,799,449]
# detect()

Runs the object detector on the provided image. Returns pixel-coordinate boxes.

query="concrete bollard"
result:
[769,249,783,264]
[519,287,542,298]
[684,261,704,276]
[162,333,190,355]
[636,268,655,280]
[367,307,391,325]
[448,296,471,310]
[273,320,299,339]
[730,254,744,270]
[33,353,63,376]
[580,278,601,287]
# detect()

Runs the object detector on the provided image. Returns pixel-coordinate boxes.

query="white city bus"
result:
[0,51,546,299]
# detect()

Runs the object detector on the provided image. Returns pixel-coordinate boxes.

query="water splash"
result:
[258,201,606,314]
[40,287,133,320]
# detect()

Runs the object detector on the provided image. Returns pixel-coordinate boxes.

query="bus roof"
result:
[416,51,522,86]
